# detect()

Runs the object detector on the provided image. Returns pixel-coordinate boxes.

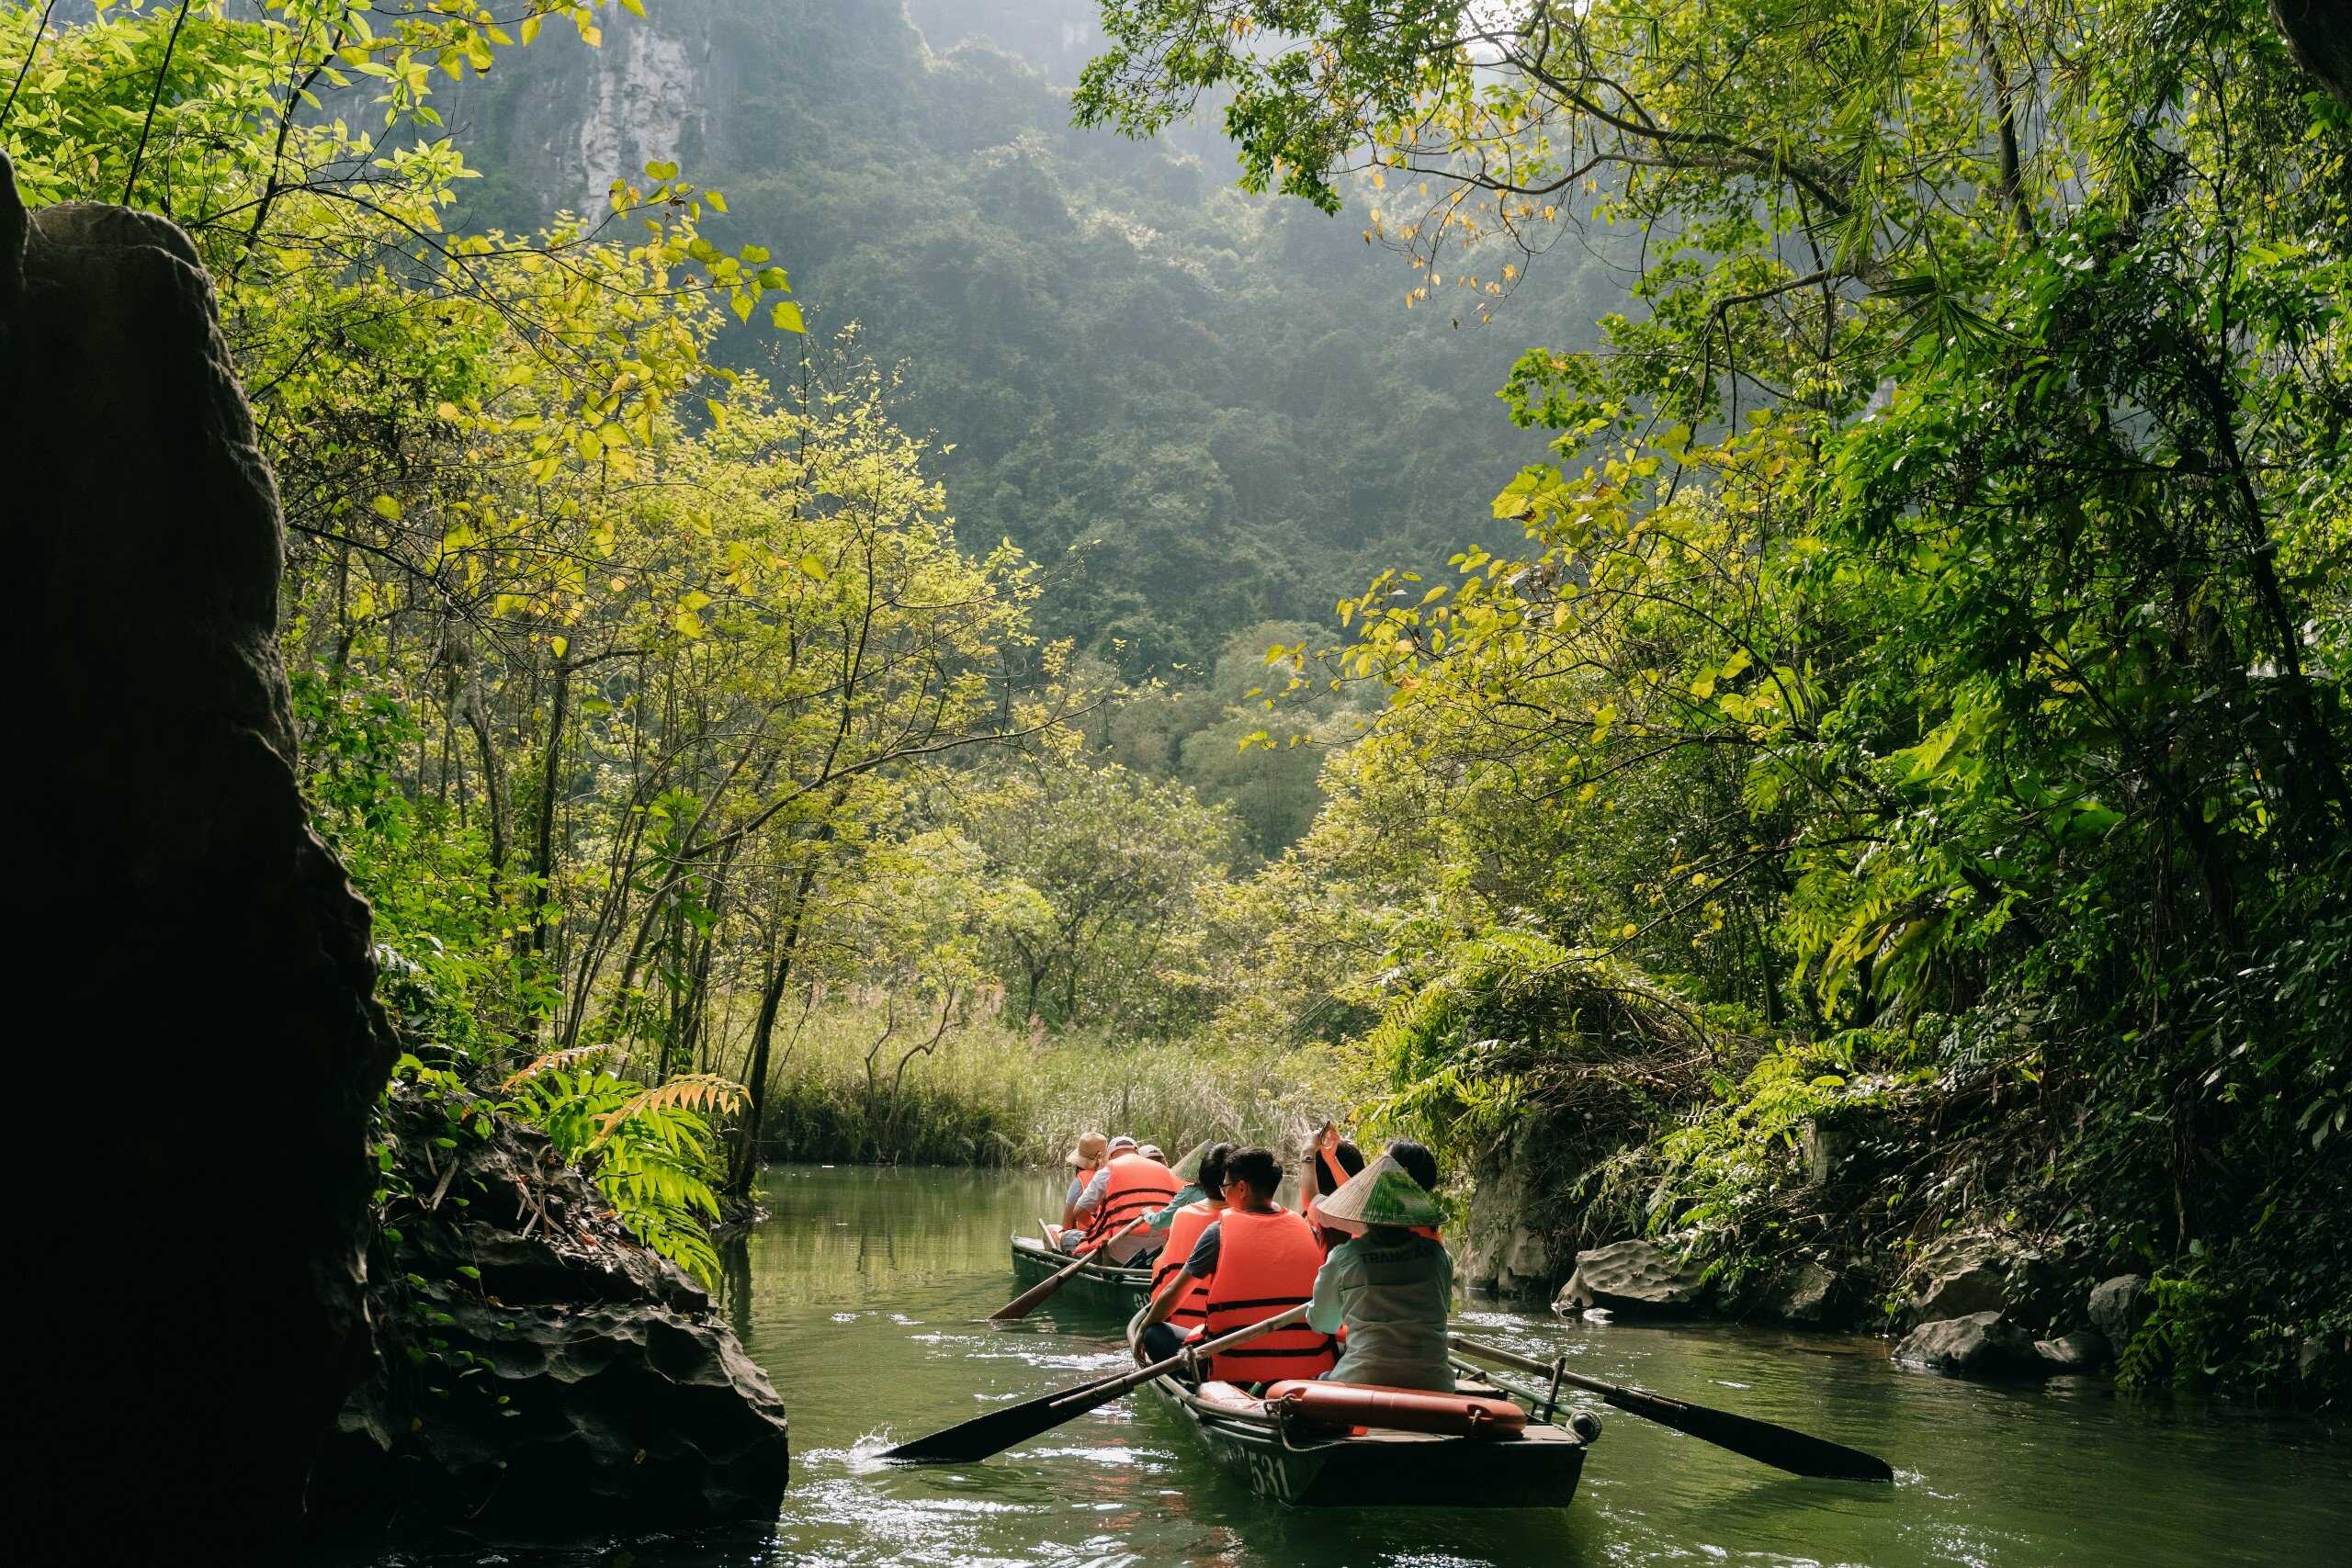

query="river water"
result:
[571,1166,2349,1564]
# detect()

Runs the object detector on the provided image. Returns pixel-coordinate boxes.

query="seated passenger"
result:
[1059,1130,1108,1232]
[1133,1145,1337,1388]
[1385,1137,1445,1242]
[1305,1151,1455,1392]
[1143,1142,1230,1342]
[1298,1122,1366,1255]
[1057,1136,1179,1263]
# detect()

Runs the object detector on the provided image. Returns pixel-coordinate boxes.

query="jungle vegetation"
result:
[6,0,2347,1393]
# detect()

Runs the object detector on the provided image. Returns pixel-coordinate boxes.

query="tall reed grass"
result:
[752,1006,1363,1167]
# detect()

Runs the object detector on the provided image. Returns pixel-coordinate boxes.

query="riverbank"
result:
[1442,1047,2351,1407]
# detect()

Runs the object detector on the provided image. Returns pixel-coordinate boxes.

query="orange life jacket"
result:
[1151,1198,1220,1326]
[1078,1154,1182,1251]
[1203,1206,1339,1383]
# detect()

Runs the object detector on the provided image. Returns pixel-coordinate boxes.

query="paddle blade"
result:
[1602,1386,1893,1482]
[988,1273,1063,1323]
[883,1365,1141,1464]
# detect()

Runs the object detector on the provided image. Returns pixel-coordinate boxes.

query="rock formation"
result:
[4,152,786,1555]
[310,1087,789,1542]
[1900,1233,2055,1325]
[6,150,394,1557]
[2087,1273,2150,1344]
[1555,1238,1710,1316]
[1894,1312,2047,1377]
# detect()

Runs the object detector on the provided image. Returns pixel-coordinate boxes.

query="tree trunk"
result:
[728,853,825,1199]
[527,656,570,959]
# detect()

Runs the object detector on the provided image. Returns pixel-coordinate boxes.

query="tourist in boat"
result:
[1060,1130,1108,1232]
[1386,1137,1441,1203]
[1144,1141,1229,1341]
[1133,1145,1338,1386]
[1056,1136,1180,1263]
[1299,1122,1366,1254]
[1305,1150,1455,1391]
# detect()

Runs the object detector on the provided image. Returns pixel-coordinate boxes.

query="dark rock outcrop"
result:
[1555,1238,1709,1315]
[6,152,395,1557]
[1894,1311,2047,1377]
[2034,1330,2110,1373]
[1901,1233,2054,1326]
[6,152,786,1554]
[2087,1273,2150,1344]
[309,1087,788,1543]
[2273,0,2352,107]
[1758,1258,1846,1325]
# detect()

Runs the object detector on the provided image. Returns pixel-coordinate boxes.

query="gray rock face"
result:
[311,1089,789,1542]
[1796,1109,1887,1192]
[1894,1312,2047,1377]
[1904,1234,2051,1325]
[1555,1238,1709,1315]
[6,153,395,1556]
[1459,1155,1560,1301]
[2087,1274,2150,1343]
[2035,1330,2111,1372]
[1762,1258,1844,1324]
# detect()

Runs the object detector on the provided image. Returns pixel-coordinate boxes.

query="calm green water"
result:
[557,1166,2351,1564]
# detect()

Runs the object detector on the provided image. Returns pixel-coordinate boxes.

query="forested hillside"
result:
[7,0,2346,1428]
[440,0,1616,672]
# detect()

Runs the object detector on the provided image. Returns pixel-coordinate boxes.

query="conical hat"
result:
[1315,1152,1441,1228]
[1167,1140,1215,1184]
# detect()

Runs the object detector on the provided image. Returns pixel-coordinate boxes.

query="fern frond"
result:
[501,1043,623,1091]
[591,1073,748,1142]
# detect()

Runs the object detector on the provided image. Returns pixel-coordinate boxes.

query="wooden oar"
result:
[1451,1335,1894,1483]
[885,1303,1309,1463]
[989,1215,1151,1322]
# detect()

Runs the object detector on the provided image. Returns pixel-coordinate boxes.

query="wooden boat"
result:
[1008,1232,1158,1315]
[1125,1299,1594,1509]
[1140,1370,1592,1507]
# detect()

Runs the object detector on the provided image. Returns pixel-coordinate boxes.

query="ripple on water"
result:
[721,1166,2352,1568]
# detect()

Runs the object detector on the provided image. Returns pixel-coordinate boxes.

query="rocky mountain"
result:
[445,0,1612,669]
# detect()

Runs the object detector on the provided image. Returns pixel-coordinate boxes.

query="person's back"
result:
[1311,1226,1454,1391]
[1203,1203,1337,1384]
[1077,1149,1182,1263]
[1303,1150,1454,1391]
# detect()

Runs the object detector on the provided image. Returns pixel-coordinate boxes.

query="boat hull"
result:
[1009,1233,1156,1315]
[1146,1376,1589,1508]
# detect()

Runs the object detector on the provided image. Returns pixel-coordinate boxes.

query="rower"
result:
[1305,1151,1455,1392]
[1134,1145,1337,1388]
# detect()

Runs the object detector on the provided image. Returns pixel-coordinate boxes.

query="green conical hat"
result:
[1168,1140,1215,1185]
[1315,1152,1442,1229]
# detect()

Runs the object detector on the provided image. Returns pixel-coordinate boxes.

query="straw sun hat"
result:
[1315,1152,1442,1231]
[1065,1131,1109,1168]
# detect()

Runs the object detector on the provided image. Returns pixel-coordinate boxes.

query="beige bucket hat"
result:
[1065,1130,1109,1168]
